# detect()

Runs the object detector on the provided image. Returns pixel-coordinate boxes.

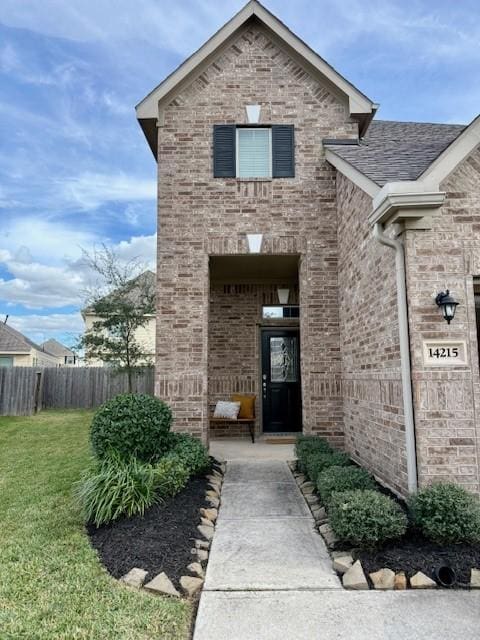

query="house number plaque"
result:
[422,340,467,366]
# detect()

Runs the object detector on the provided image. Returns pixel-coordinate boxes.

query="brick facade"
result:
[151,14,480,496]
[156,22,356,445]
[336,173,408,495]
[405,148,480,493]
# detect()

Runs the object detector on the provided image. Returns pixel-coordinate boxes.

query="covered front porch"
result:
[208,254,302,441]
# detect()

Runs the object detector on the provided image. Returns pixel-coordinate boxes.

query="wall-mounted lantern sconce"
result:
[246,233,263,253]
[277,287,290,305]
[435,290,459,324]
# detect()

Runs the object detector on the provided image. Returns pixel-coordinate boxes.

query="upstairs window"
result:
[237,128,271,178]
[213,124,294,179]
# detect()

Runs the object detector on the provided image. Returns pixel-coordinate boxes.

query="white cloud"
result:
[0,230,156,310]
[8,312,84,340]
[58,172,156,210]
[1,218,97,264]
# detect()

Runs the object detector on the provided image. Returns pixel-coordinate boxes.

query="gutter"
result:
[373,223,417,493]
[369,183,446,494]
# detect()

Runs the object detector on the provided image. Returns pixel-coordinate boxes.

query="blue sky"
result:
[1,0,479,347]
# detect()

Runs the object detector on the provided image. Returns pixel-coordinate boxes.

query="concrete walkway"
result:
[194,457,480,640]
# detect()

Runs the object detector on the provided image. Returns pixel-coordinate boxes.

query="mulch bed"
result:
[358,531,480,587]
[87,472,210,589]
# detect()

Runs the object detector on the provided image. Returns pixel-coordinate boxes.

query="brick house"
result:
[136,1,480,497]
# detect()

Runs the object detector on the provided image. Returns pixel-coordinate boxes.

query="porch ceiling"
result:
[209,255,299,284]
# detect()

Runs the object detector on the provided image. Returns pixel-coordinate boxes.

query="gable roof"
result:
[40,338,74,358]
[136,0,376,156]
[0,322,53,355]
[324,120,466,187]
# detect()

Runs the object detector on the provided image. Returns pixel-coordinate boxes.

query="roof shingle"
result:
[325,120,466,186]
[0,322,53,354]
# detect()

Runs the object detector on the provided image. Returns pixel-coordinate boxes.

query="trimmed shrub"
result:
[166,433,211,476]
[329,490,407,547]
[154,454,189,498]
[90,394,173,462]
[305,450,351,484]
[317,465,376,507]
[75,452,162,526]
[295,435,333,472]
[409,482,480,544]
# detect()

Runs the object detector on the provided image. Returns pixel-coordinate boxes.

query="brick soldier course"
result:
[137,1,480,496]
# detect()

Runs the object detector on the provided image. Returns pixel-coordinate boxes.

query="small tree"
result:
[78,245,155,392]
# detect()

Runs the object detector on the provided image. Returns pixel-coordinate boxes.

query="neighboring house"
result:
[0,322,58,367]
[136,1,480,497]
[40,339,80,367]
[81,270,156,366]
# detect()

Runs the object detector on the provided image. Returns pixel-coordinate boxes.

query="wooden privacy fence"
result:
[0,367,155,416]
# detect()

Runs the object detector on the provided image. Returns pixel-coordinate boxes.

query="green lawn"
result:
[0,410,191,640]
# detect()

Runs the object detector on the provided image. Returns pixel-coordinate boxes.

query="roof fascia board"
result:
[369,181,445,227]
[418,114,480,186]
[136,0,374,121]
[0,350,31,355]
[325,148,380,198]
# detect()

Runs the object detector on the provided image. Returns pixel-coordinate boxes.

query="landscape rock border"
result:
[118,459,225,599]
[289,459,480,591]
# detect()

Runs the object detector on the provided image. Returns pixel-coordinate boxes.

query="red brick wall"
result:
[336,173,408,495]
[405,147,480,493]
[156,20,357,443]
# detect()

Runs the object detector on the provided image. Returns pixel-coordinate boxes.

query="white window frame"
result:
[236,127,272,179]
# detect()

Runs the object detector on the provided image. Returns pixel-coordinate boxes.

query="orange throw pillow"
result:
[232,394,256,419]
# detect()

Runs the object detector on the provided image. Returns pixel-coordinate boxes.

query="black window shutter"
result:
[272,125,295,178]
[213,125,236,177]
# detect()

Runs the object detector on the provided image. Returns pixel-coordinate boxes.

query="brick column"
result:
[155,247,209,444]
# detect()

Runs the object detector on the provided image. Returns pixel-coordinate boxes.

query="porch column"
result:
[155,248,209,444]
[299,241,343,447]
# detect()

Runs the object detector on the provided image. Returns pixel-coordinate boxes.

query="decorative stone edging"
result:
[119,460,226,598]
[289,460,480,591]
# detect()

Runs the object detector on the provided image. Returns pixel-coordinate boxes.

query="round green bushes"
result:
[409,482,480,544]
[317,465,376,507]
[329,490,407,547]
[90,394,173,462]
[295,435,332,460]
[167,433,211,476]
[305,450,351,484]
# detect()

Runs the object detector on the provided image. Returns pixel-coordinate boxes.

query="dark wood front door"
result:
[261,329,302,432]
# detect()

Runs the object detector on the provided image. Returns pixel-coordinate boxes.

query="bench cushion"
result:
[213,400,241,419]
[232,394,256,419]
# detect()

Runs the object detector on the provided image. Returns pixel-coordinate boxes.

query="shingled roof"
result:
[325,120,466,187]
[40,338,74,358]
[82,270,156,314]
[0,322,53,355]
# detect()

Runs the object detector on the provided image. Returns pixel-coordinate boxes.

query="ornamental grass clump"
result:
[305,450,351,484]
[90,393,172,463]
[329,489,407,547]
[316,465,376,507]
[75,451,164,526]
[409,482,480,544]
